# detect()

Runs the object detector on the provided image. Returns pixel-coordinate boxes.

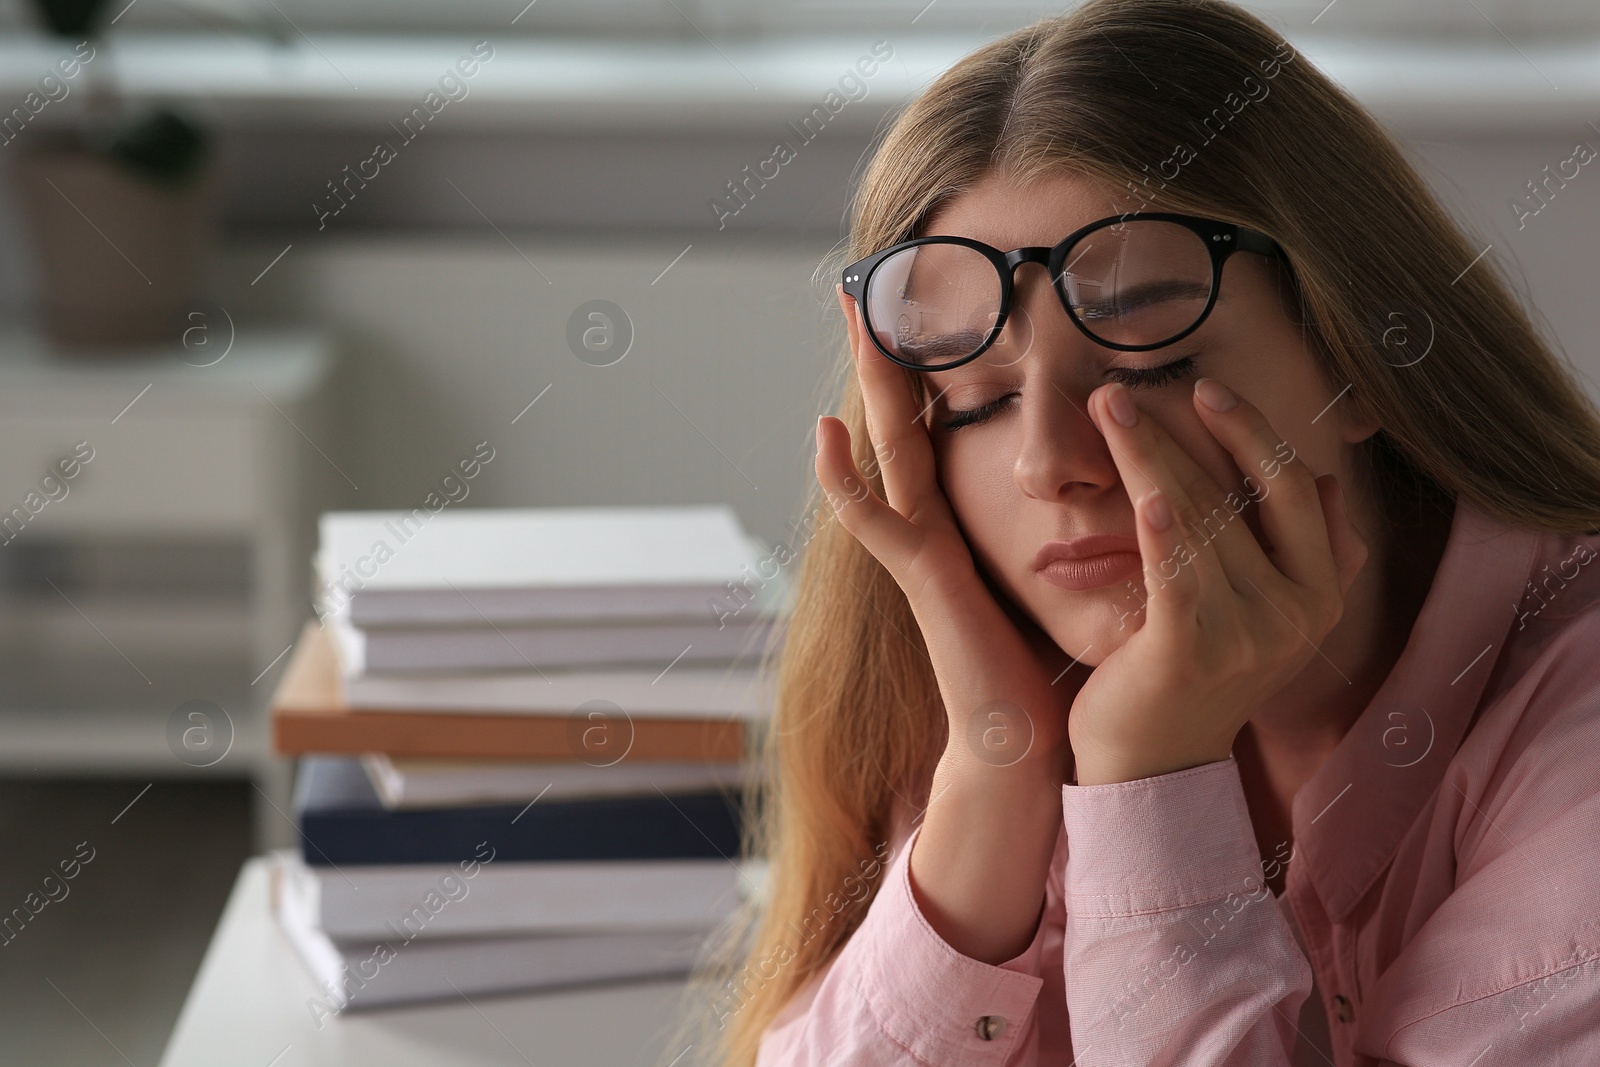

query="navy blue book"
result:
[294,756,745,867]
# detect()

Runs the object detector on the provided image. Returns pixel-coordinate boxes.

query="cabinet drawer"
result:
[0,412,255,535]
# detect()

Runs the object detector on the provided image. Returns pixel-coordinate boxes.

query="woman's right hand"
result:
[814,286,1079,964]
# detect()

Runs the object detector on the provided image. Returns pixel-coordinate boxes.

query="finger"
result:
[1132,486,1203,632]
[1100,383,1281,597]
[1089,382,1233,599]
[1190,377,1339,596]
[836,286,942,520]
[838,286,878,446]
[814,414,923,579]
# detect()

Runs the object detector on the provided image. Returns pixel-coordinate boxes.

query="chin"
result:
[1028,582,1147,668]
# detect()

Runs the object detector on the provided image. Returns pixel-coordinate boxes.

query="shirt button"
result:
[975,1015,1007,1041]
[1333,994,1355,1023]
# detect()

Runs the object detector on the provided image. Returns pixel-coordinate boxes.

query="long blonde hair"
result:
[661,2,1600,1064]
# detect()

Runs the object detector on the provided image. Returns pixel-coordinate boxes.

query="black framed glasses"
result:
[840,212,1281,371]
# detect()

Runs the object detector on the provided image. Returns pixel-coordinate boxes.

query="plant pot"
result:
[10,145,219,352]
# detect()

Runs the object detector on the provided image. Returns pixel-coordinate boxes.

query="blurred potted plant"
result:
[9,0,218,351]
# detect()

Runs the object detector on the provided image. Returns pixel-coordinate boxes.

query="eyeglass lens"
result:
[863,219,1217,368]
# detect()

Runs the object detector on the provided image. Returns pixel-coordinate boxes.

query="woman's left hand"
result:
[1067,376,1370,786]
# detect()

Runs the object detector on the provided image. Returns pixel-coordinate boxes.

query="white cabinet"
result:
[0,327,336,850]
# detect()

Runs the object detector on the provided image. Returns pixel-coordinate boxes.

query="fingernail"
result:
[1143,489,1173,531]
[1195,377,1238,412]
[1107,383,1139,428]
[816,415,825,450]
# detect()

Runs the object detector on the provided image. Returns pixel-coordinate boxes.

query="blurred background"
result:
[0,0,1595,1063]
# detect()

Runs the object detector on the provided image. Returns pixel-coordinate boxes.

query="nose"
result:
[1011,376,1122,503]
[1006,267,1124,504]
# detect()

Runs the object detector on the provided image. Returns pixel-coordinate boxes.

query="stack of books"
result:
[267,505,783,1012]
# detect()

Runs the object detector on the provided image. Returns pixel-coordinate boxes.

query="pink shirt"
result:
[756,500,1600,1065]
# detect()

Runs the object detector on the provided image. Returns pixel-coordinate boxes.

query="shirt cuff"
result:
[850,820,1047,1062]
[1061,757,1267,917]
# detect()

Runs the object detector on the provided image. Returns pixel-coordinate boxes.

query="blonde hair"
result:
[660,2,1600,1064]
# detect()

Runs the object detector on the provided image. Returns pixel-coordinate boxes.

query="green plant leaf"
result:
[27,0,112,36]
[106,108,212,187]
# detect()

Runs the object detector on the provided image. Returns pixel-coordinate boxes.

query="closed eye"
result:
[940,392,1016,432]
[937,355,1199,432]
[1108,354,1198,390]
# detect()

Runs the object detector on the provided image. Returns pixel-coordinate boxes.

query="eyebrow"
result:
[893,327,989,367]
[1067,278,1214,320]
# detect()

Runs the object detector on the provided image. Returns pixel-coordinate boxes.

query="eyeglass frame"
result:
[839,211,1283,372]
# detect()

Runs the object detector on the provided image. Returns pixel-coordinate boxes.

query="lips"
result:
[1032,535,1142,592]
[1031,535,1141,571]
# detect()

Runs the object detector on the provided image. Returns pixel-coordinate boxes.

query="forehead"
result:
[919,169,1136,248]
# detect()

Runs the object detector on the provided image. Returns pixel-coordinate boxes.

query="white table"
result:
[160,858,707,1067]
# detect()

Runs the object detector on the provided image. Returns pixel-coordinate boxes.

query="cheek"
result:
[933,439,1026,572]
[937,446,1009,527]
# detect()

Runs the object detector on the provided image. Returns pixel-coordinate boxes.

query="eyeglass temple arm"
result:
[1233,226,1280,258]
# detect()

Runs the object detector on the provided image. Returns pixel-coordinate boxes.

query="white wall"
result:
[1408,137,1600,390]
[206,232,846,547]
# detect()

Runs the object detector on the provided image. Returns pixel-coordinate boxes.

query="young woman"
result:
[674,1,1600,1064]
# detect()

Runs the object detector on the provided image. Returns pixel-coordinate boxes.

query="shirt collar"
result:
[1290,498,1542,922]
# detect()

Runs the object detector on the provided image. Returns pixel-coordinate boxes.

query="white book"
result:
[271,871,719,1012]
[320,533,789,636]
[362,753,760,809]
[267,849,744,941]
[327,609,783,675]
[317,505,784,627]
[342,659,775,717]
